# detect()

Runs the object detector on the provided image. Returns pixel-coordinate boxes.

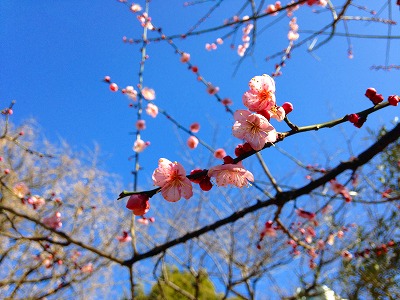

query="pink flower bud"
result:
[135,120,146,130]
[187,136,199,149]
[214,148,226,159]
[109,83,118,92]
[126,194,150,216]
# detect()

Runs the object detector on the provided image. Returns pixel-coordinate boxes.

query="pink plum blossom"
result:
[260,220,277,238]
[208,161,254,188]
[13,182,29,198]
[180,52,190,63]
[27,195,46,209]
[330,179,352,202]
[141,87,156,100]
[327,234,335,246]
[81,263,93,273]
[116,231,132,243]
[126,194,150,215]
[146,103,158,118]
[232,110,277,151]
[152,158,193,202]
[133,139,150,153]
[137,218,149,225]
[187,136,199,149]
[42,212,62,230]
[242,74,276,112]
[124,86,137,101]
[130,3,142,12]
[136,120,146,130]
[207,84,219,95]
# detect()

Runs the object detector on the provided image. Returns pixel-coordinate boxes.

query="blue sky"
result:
[1,0,399,297]
[1,1,398,192]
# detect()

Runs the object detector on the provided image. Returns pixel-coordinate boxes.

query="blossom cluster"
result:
[233,74,292,151]
[125,75,296,216]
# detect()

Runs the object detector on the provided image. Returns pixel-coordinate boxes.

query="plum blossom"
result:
[141,87,155,100]
[327,234,335,246]
[260,220,277,238]
[232,110,277,151]
[180,52,190,63]
[130,3,142,13]
[288,18,299,41]
[13,182,29,198]
[146,103,158,118]
[124,86,137,101]
[296,208,315,220]
[207,84,219,95]
[133,139,150,153]
[116,231,132,243]
[152,158,193,202]
[208,161,254,188]
[126,194,150,215]
[42,212,62,230]
[242,74,276,112]
[137,218,149,225]
[27,195,46,209]
[81,263,93,273]
[342,250,353,261]
[330,179,352,202]
[137,13,154,30]
[187,136,199,149]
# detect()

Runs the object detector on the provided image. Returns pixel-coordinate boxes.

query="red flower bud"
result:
[282,102,294,114]
[371,93,384,105]
[347,113,359,124]
[234,144,245,157]
[223,156,234,164]
[388,95,400,106]
[199,177,213,191]
[365,87,377,99]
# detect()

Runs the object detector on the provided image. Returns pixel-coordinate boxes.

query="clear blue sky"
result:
[1,1,398,191]
[1,1,399,298]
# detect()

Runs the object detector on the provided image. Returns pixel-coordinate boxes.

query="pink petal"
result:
[180,177,194,200]
[161,183,182,202]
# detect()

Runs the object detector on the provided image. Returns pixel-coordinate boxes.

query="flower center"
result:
[260,90,272,103]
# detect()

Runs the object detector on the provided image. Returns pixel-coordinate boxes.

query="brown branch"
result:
[122,123,400,266]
